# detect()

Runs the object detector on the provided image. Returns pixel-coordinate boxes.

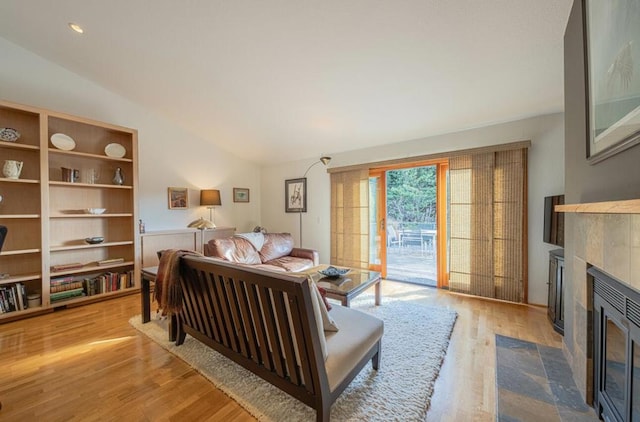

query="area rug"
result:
[495,335,598,422]
[129,299,457,421]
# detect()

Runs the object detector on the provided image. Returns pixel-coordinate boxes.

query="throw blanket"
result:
[154,249,202,315]
[235,232,265,251]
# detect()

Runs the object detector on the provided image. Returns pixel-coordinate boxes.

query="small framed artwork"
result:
[285,178,306,213]
[233,188,250,203]
[168,187,188,209]
[584,0,640,163]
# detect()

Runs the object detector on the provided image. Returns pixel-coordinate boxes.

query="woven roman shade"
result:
[448,148,527,303]
[330,169,370,269]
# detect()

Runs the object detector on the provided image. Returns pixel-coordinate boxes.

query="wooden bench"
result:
[176,256,384,422]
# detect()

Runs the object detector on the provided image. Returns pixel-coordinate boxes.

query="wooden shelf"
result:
[51,241,133,251]
[49,261,135,277]
[49,287,137,307]
[0,272,41,286]
[0,306,47,320]
[0,248,41,256]
[0,214,40,219]
[49,181,132,189]
[50,213,133,218]
[0,178,39,184]
[48,148,133,162]
[0,142,39,151]
[0,99,139,323]
[555,199,640,214]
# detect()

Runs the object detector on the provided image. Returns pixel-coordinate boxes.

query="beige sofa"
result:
[204,232,319,272]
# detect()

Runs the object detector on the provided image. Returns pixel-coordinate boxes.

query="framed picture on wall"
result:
[585,0,640,164]
[168,187,188,209]
[285,178,306,212]
[233,188,250,203]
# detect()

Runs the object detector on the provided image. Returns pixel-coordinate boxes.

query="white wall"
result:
[261,113,565,305]
[0,37,261,233]
[1,35,564,305]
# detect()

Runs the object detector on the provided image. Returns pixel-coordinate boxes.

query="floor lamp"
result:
[299,156,331,247]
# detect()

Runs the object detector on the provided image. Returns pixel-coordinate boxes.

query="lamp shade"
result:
[200,189,221,206]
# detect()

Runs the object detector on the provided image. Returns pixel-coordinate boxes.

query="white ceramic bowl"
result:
[85,208,106,215]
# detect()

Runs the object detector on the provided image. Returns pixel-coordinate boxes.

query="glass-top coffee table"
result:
[300,265,382,307]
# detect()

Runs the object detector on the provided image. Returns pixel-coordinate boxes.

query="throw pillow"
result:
[317,286,332,311]
[307,280,328,360]
[311,282,339,332]
[258,233,294,262]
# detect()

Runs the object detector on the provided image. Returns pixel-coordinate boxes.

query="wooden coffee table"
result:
[302,265,382,307]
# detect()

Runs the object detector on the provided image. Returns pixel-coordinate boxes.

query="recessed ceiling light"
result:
[68,23,84,34]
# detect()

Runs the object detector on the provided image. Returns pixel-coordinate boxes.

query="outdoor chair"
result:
[387,225,401,248]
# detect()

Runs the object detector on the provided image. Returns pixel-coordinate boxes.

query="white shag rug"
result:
[129,299,457,421]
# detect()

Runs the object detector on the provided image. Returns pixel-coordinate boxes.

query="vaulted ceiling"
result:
[0,0,573,164]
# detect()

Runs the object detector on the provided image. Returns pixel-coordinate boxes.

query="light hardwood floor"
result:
[0,281,562,421]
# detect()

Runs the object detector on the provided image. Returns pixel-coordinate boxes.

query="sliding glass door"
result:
[369,161,448,288]
[369,170,385,274]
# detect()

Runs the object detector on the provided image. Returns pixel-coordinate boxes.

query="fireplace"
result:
[590,267,640,422]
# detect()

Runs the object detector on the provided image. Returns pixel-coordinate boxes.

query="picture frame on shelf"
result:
[585,0,640,164]
[285,178,306,213]
[168,187,188,209]
[233,188,250,203]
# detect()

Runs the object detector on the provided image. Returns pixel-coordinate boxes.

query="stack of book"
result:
[50,276,85,303]
[0,283,28,314]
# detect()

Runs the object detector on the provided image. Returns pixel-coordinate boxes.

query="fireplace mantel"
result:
[555,198,640,214]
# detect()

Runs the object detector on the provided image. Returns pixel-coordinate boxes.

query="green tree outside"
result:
[386,166,437,230]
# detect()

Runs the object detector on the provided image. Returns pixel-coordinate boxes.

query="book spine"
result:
[8,287,16,312]
[0,289,6,313]
[20,284,27,309]
[15,283,24,310]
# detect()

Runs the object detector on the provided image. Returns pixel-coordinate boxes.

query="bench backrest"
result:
[178,255,329,407]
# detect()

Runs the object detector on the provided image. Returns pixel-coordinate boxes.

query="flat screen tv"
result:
[543,195,564,247]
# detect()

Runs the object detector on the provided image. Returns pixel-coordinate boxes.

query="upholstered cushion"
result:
[258,233,294,263]
[266,255,315,272]
[324,305,384,392]
[208,237,261,265]
[250,263,288,272]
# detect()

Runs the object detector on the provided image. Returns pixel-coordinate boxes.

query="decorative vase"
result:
[3,160,23,179]
[112,167,124,185]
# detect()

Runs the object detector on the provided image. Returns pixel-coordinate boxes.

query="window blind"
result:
[448,148,527,303]
[330,169,370,269]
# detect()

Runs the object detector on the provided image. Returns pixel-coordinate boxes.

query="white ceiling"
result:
[0,0,573,164]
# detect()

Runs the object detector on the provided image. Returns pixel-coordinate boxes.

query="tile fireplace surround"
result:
[558,199,640,404]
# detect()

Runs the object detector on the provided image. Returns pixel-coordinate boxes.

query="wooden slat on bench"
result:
[274,292,301,385]
[257,285,286,378]
[198,271,219,341]
[247,283,273,371]
[236,281,261,364]
[192,269,215,339]
[179,266,199,330]
[224,277,249,358]
[210,274,232,349]
[217,275,240,353]
[288,290,316,395]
